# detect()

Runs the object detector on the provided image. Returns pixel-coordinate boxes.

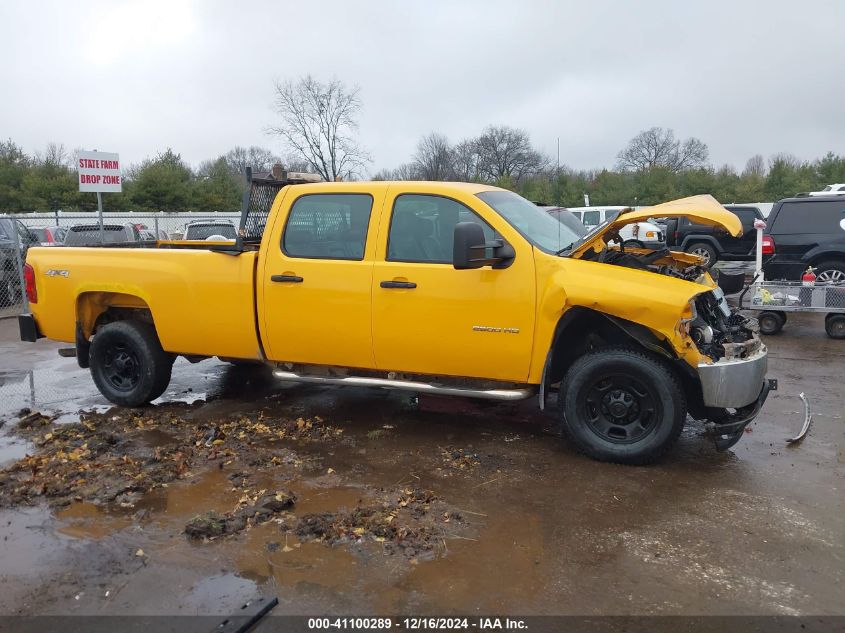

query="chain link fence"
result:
[0,212,240,319]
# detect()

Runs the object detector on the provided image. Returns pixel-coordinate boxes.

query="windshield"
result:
[476,191,582,254]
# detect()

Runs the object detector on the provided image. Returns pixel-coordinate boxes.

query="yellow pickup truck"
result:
[18,172,774,464]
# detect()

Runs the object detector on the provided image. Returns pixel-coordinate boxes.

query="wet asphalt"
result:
[0,313,842,617]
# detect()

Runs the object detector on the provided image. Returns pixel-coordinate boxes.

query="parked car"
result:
[0,216,38,306]
[568,206,664,248]
[21,184,772,465]
[29,225,68,246]
[183,220,237,241]
[541,206,588,238]
[762,195,845,282]
[799,184,845,197]
[63,223,141,246]
[663,204,765,267]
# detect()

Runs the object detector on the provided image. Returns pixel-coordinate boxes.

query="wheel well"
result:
[544,307,676,388]
[77,291,154,339]
[543,307,705,415]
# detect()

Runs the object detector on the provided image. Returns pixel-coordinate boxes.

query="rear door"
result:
[260,187,383,368]
[371,187,536,382]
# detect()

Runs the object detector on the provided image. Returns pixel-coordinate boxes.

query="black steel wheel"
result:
[825,313,845,339]
[101,343,142,392]
[559,346,686,465]
[758,311,785,335]
[90,320,173,406]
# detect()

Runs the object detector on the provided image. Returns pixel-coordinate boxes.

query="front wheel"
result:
[89,320,173,406]
[559,346,686,465]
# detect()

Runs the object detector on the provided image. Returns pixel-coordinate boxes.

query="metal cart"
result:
[745,280,845,338]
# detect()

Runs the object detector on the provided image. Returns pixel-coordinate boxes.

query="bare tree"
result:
[412,133,453,180]
[223,146,281,177]
[743,154,767,177]
[371,163,421,181]
[474,125,547,184]
[39,142,69,167]
[451,138,482,182]
[269,76,370,181]
[616,127,709,172]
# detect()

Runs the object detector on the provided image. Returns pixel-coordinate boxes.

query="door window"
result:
[387,194,494,263]
[730,207,759,229]
[582,210,601,226]
[282,194,373,260]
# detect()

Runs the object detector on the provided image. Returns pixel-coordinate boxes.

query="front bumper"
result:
[697,345,768,408]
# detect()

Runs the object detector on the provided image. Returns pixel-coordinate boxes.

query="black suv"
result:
[763,196,845,282]
[664,204,764,267]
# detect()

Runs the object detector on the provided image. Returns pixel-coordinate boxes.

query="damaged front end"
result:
[686,288,776,449]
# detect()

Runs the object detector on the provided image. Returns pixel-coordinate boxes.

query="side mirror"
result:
[453,222,514,270]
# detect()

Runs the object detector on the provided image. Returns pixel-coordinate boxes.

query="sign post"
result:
[78,150,122,244]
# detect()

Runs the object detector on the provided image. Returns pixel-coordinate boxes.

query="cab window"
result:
[387,194,494,263]
[282,194,373,260]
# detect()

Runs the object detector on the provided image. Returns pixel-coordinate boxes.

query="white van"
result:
[569,206,664,248]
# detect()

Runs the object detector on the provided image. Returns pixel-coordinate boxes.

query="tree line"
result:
[0,141,302,213]
[3,75,845,212]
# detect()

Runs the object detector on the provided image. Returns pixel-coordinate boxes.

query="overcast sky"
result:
[1,0,843,175]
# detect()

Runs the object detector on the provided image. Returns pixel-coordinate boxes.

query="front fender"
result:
[680,234,723,253]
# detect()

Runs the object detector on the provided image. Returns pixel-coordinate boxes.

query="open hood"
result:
[572,194,742,256]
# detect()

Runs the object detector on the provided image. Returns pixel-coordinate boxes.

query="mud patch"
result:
[185,489,297,539]
[293,487,468,559]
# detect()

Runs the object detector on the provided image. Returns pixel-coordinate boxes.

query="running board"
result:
[272,370,536,401]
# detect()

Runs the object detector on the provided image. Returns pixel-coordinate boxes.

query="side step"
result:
[272,370,536,401]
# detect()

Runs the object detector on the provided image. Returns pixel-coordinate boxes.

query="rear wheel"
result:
[814,261,845,283]
[825,314,845,339]
[758,311,786,335]
[623,239,645,249]
[559,346,686,465]
[688,242,718,268]
[89,320,173,406]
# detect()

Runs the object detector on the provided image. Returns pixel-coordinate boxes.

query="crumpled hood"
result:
[573,194,742,256]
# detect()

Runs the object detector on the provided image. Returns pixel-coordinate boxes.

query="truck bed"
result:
[27,246,262,360]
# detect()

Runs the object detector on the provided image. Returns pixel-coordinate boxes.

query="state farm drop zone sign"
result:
[78,151,122,193]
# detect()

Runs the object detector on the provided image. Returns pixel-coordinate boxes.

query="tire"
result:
[687,242,718,268]
[559,346,686,465]
[89,320,173,406]
[825,314,845,339]
[623,239,645,249]
[814,260,845,284]
[758,311,786,335]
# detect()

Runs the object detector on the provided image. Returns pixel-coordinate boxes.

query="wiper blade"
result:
[555,241,577,256]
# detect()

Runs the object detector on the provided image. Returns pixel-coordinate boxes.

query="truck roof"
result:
[282,181,505,195]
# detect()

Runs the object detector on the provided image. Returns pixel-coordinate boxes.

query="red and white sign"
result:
[78,150,122,193]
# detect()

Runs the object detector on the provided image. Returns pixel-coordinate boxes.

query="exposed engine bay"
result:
[579,238,760,362]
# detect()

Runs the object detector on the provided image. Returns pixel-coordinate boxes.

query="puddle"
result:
[56,502,132,539]
[0,433,32,467]
[181,573,261,615]
[234,521,359,589]
[290,484,369,515]
[138,469,244,522]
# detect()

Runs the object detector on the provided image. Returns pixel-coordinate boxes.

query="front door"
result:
[260,189,381,369]
[371,190,536,382]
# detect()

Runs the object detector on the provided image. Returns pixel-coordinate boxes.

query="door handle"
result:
[271,274,303,283]
[380,280,417,289]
